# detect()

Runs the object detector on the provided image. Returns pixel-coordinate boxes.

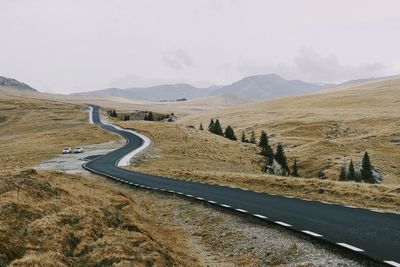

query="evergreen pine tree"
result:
[259,131,268,151]
[213,119,224,136]
[249,130,256,144]
[199,123,204,130]
[224,125,237,140]
[361,151,374,183]
[208,119,215,133]
[291,159,299,177]
[275,143,290,175]
[339,165,347,181]
[144,112,154,121]
[241,132,248,143]
[354,172,362,183]
[147,112,154,121]
[347,159,355,181]
[123,114,130,121]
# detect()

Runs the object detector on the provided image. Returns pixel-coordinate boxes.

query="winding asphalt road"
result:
[84,106,400,266]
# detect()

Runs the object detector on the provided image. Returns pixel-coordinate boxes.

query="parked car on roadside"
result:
[62,147,72,154]
[73,147,84,153]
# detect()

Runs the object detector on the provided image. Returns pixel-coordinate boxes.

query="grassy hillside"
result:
[116,120,400,213]
[0,169,198,266]
[179,77,400,184]
[0,93,116,170]
[0,94,199,265]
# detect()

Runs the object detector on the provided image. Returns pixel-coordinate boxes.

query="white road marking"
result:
[220,204,231,208]
[369,209,386,213]
[275,221,292,227]
[344,205,357,209]
[196,197,204,200]
[168,190,175,193]
[301,230,323,237]
[321,201,333,205]
[185,194,193,197]
[253,214,268,219]
[235,209,248,213]
[384,261,400,267]
[208,200,217,204]
[336,243,364,252]
[88,106,94,124]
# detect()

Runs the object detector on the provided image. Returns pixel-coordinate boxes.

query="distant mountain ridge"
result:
[0,76,36,91]
[76,83,215,102]
[75,74,332,101]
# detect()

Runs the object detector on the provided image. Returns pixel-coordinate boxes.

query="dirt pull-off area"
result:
[35,140,123,174]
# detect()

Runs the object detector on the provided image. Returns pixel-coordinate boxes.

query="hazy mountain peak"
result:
[74,74,333,101]
[0,76,36,91]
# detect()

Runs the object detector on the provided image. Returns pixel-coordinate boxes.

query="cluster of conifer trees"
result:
[201,120,299,177]
[199,119,237,141]
[107,110,118,118]
[254,130,298,177]
[144,112,175,121]
[339,151,377,183]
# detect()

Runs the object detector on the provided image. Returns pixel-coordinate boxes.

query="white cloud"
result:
[293,46,385,82]
[235,47,386,83]
[163,48,197,70]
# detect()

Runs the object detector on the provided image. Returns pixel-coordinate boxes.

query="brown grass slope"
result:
[0,169,197,266]
[0,94,199,266]
[116,120,400,213]
[0,93,116,170]
[179,77,400,184]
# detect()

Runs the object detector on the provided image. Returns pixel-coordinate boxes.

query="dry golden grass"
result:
[0,93,201,266]
[179,77,400,184]
[117,120,264,175]
[0,93,117,171]
[117,119,400,213]
[0,169,199,266]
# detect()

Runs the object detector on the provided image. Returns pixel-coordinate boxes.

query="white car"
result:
[62,147,72,154]
[73,147,84,153]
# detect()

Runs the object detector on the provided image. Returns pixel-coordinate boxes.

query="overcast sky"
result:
[1,0,400,93]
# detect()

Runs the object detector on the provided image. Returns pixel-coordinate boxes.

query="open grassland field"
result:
[0,169,198,266]
[116,120,400,213]
[0,93,117,171]
[179,77,400,185]
[0,93,201,266]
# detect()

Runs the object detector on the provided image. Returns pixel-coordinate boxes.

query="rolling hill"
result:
[179,77,400,184]
[0,76,36,91]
